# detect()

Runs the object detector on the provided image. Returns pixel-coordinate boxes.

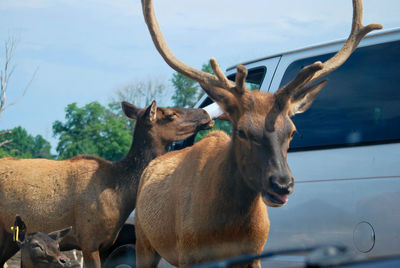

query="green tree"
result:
[0,126,52,158]
[170,72,198,108]
[52,102,131,161]
[195,119,232,142]
[171,63,213,107]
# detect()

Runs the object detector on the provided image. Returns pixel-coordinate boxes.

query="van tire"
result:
[103,244,136,268]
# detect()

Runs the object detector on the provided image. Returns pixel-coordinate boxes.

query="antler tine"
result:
[235,65,248,95]
[276,61,324,106]
[308,0,383,84]
[142,0,235,91]
[209,58,233,89]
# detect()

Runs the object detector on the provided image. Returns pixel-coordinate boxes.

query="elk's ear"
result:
[13,215,27,247]
[217,113,231,122]
[144,100,157,123]
[200,84,239,121]
[122,101,141,119]
[289,79,328,116]
[48,226,72,243]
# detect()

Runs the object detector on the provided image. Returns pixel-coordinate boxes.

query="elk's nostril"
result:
[59,257,68,264]
[269,176,279,191]
[269,175,293,195]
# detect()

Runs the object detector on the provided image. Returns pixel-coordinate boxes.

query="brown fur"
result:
[137,0,381,266]
[0,101,213,268]
[13,216,74,268]
[135,93,282,267]
[136,130,270,266]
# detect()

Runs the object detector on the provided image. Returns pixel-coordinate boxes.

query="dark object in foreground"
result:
[190,245,400,268]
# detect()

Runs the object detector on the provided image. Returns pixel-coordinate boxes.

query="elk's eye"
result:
[31,242,44,251]
[237,129,247,139]
[167,113,177,120]
[290,130,299,140]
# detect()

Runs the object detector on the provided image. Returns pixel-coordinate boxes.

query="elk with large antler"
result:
[135,0,382,267]
[0,101,213,268]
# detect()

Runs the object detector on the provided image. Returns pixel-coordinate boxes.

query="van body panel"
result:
[288,143,400,182]
[265,143,400,257]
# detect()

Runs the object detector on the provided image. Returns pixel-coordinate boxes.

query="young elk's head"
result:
[141,0,382,206]
[122,100,213,150]
[13,216,73,268]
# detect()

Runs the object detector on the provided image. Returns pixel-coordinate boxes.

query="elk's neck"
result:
[113,128,166,206]
[211,143,261,217]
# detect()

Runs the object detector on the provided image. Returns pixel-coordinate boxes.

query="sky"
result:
[0,0,399,153]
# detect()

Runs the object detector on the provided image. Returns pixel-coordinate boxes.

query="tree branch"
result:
[0,34,37,120]
[0,139,12,147]
[0,130,12,136]
[5,65,39,109]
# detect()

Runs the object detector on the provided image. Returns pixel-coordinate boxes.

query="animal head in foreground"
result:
[121,100,214,149]
[12,216,73,268]
[141,0,382,207]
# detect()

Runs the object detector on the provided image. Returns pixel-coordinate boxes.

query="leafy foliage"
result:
[170,72,198,108]
[0,126,52,159]
[52,102,132,161]
[171,63,213,107]
[195,119,232,142]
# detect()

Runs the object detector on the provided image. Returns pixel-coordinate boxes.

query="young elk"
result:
[0,101,213,268]
[135,0,382,267]
[12,216,75,268]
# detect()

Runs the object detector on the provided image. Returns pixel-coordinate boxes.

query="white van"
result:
[105,28,400,267]
[192,27,400,264]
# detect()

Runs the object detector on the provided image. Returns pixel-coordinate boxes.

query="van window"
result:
[227,66,266,90]
[279,40,400,150]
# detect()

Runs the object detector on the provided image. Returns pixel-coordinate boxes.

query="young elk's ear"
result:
[122,101,141,119]
[144,100,157,123]
[48,226,72,243]
[13,215,27,247]
[289,79,328,116]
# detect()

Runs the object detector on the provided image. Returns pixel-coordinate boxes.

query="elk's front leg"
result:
[136,223,161,268]
[82,249,101,268]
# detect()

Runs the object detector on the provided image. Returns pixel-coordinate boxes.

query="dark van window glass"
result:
[279,40,400,150]
[227,66,266,90]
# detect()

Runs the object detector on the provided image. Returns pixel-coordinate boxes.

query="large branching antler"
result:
[309,0,382,84]
[142,0,382,112]
[276,0,383,102]
[141,0,238,96]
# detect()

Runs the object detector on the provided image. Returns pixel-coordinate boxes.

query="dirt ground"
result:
[5,251,173,267]
[5,250,83,268]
